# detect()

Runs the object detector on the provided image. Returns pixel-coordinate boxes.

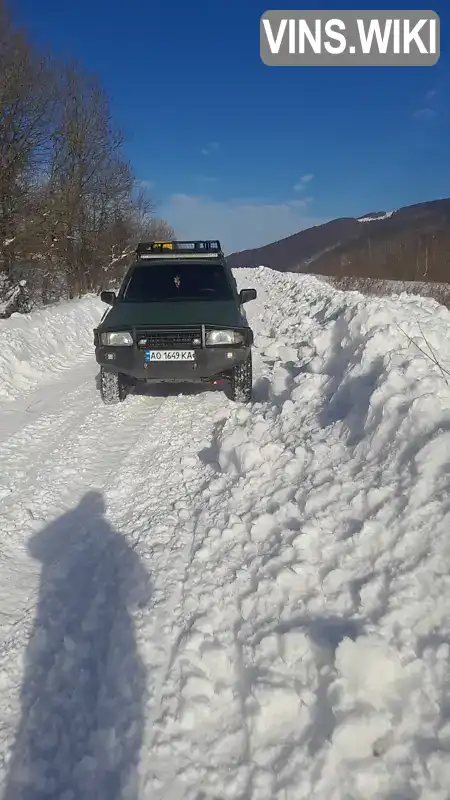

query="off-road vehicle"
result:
[93,240,257,405]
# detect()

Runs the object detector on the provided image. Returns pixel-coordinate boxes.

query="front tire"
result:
[230,351,253,403]
[100,367,127,405]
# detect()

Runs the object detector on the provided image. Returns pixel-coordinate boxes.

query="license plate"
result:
[144,349,195,362]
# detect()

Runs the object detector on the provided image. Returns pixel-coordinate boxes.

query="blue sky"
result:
[14,0,450,253]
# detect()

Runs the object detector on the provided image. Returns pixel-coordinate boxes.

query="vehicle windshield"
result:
[121,262,234,302]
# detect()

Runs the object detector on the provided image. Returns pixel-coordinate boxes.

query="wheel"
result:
[100,367,127,405]
[230,351,253,403]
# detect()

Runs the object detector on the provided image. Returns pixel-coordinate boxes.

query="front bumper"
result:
[95,344,250,382]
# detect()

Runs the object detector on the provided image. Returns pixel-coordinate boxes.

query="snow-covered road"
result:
[1,268,450,799]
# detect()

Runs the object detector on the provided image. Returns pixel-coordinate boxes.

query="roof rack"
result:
[136,240,223,260]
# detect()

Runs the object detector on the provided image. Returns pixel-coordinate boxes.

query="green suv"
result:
[93,240,257,405]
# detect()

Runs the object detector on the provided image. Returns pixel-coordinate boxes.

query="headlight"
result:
[100,331,133,346]
[206,329,244,346]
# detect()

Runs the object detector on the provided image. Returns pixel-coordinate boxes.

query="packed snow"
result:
[1,266,450,799]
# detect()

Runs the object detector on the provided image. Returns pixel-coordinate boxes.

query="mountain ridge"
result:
[226,198,450,286]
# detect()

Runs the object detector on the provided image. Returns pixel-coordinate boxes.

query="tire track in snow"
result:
[0,372,229,798]
[0,382,102,505]
[0,360,99,436]
[0,376,210,661]
[0,386,164,648]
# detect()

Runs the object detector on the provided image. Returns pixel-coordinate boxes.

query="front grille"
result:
[135,327,202,350]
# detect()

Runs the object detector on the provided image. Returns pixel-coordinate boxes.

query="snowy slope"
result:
[357,211,395,222]
[1,269,450,799]
[0,295,104,402]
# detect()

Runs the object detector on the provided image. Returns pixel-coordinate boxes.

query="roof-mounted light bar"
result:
[136,240,222,259]
[138,252,222,259]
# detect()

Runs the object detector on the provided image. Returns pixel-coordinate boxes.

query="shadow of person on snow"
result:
[3,490,151,800]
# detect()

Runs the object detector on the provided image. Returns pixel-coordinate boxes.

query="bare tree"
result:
[0,1,57,313]
[0,3,174,315]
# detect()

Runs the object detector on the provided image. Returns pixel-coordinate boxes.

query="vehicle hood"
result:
[99,300,246,329]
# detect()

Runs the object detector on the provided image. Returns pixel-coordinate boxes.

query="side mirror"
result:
[100,290,116,305]
[239,288,257,304]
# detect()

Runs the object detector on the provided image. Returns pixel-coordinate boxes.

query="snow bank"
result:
[2,266,450,798]
[152,267,450,799]
[0,295,104,402]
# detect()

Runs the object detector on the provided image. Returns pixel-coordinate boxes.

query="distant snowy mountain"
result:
[227,198,450,287]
